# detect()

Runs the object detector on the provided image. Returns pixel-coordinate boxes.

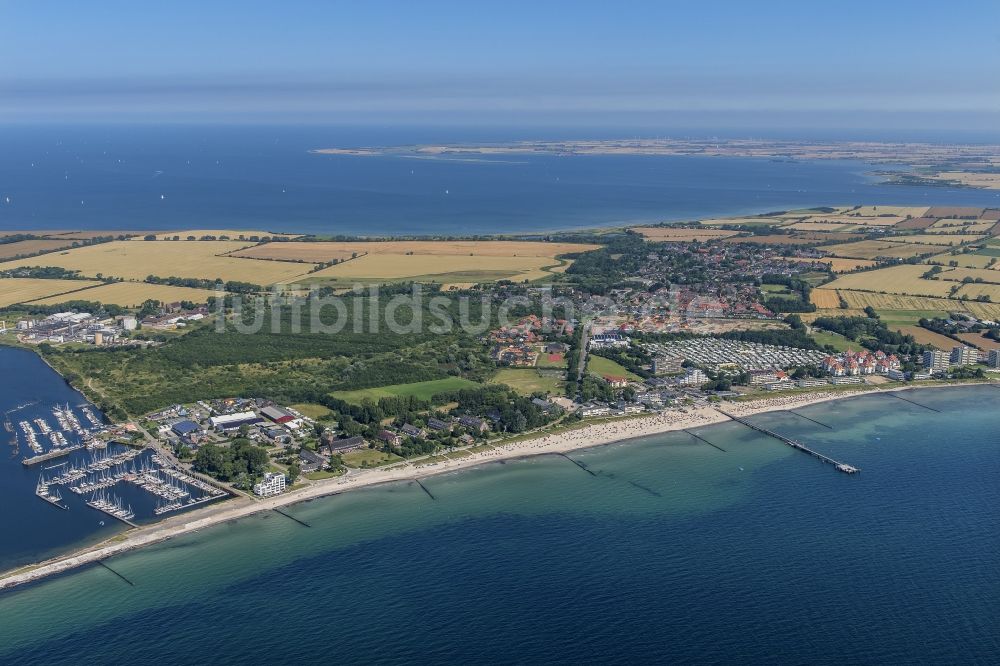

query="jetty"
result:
[717,409,859,474]
[22,443,84,466]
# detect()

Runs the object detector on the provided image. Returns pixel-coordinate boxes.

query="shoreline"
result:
[0,380,990,593]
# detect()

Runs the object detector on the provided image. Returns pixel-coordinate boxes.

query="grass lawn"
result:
[305,469,345,480]
[332,377,480,404]
[809,330,854,352]
[586,355,642,381]
[761,283,792,295]
[341,449,404,468]
[491,368,564,395]
[289,403,334,419]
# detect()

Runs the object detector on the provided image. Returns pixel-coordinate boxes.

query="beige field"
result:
[784,257,876,272]
[897,325,962,350]
[3,241,313,284]
[954,282,1000,302]
[937,267,1000,284]
[824,240,941,260]
[783,222,856,232]
[0,278,102,307]
[801,214,905,226]
[823,265,955,297]
[142,230,302,241]
[924,221,996,234]
[835,290,1000,321]
[0,239,79,260]
[698,217,786,226]
[926,252,995,269]
[630,227,739,241]
[232,240,601,263]
[721,234,818,246]
[847,205,929,217]
[809,289,842,308]
[299,253,565,284]
[27,282,221,307]
[800,308,866,322]
[890,234,985,246]
[926,172,1000,189]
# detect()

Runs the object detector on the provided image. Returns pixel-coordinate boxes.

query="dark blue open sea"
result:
[0,352,997,665]
[2,126,999,235]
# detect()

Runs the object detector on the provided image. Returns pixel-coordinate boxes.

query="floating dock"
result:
[717,410,859,474]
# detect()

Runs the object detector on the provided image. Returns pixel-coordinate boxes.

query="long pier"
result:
[22,444,84,466]
[717,410,859,474]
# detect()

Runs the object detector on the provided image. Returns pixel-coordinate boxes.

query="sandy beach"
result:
[0,381,986,592]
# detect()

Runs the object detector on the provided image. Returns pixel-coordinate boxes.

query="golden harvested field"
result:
[891,234,985,246]
[927,172,1000,189]
[698,217,786,226]
[3,241,312,284]
[783,222,856,232]
[954,282,1000,302]
[897,326,961,350]
[143,230,302,241]
[824,240,940,260]
[927,252,995,268]
[299,253,565,284]
[721,234,817,245]
[938,267,1000,284]
[27,282,221,307]
[849,206,929,217]
[924,221,995,234]
[631,227,738,241]
[801,214,905,226]
[0,239,79,260]
[823,265,955,297]
[233,240,601,263]
[785,257,876,272]
[810,289,842,308]
[834,290,1000,321]
[0,278,102,307]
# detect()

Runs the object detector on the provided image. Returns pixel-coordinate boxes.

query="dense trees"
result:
[193,439,270,485]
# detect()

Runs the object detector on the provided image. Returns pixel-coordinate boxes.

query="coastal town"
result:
[3,205,1000,592]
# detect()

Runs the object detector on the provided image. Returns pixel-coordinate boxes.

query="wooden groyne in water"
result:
[717,410,859,474]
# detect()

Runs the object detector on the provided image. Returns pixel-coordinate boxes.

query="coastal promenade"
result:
[0,382,986,593]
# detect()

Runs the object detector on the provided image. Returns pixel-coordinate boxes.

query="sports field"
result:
[0,278,102,307]
[27,282,221,307]
[4,240,312,284]
[331,377,480,404]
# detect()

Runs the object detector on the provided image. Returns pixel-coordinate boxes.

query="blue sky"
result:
[2,0,998,128]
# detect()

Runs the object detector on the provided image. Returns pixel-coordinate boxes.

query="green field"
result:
[586,355,642,381]
[875,309,950,326]
[341,449,404,468]
[331,377,480,404]
[809,330,853,352]
[491,368,564,395]
[289,403,334,419]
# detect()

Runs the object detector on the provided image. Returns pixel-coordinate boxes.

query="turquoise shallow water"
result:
[0,385,997,664]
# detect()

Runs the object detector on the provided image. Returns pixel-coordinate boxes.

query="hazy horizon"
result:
[3,0,998,132]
